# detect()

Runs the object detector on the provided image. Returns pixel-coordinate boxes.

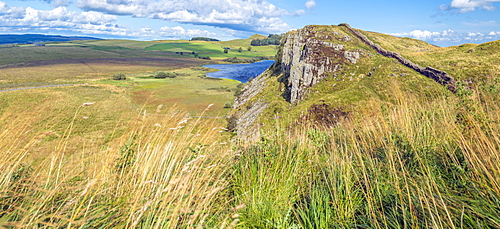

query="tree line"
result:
[250,34,282,46]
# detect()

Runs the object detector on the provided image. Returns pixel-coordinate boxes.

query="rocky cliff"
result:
[277,25,368,104]
[230,24,456,141]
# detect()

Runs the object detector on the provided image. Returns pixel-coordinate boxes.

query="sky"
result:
[1,0,500,46]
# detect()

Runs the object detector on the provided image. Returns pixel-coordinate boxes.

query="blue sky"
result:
[1,0,500,46]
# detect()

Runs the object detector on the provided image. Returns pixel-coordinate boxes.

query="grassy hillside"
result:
[233,25,453,131]
[228,25,500,227]
[362,31,500,83]
[145,40,277,59]
[0,28,499,228]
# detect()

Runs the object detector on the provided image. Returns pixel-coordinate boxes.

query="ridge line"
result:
[339,23,457,92]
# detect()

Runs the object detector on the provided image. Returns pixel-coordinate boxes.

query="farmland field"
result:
[145,41,277,59]
[0,38,264,158]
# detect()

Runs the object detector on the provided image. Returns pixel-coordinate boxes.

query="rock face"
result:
[277,25,362,104]
[230,24,457,141]
[230,25,366,140]
[230,69,273,141]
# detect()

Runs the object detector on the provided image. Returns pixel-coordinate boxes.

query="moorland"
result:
[1,25,500,228]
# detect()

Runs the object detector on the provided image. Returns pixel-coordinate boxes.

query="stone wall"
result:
[339,23,457,92]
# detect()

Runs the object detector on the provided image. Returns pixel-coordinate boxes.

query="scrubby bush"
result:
[154,71,178,79]
[112,73,126,80]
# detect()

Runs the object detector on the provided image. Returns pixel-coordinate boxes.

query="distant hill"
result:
[0,34,101,45]
[249,34,268,40]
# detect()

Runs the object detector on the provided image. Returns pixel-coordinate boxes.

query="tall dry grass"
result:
[0,105,235,228]
[1,86,499,228]
[231,89,500,228]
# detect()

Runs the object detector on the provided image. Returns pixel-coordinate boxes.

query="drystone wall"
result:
[339,23,457,92]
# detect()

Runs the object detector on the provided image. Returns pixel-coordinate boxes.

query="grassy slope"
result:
[145,36,278,59]
[0,38,251,227]
[230,25,500,228]
[0,42,240,226]
[247,25,452,130]
[146,41,276,59]
[1,29,499,228]
[362,31,500,83]
[0,38,243,161]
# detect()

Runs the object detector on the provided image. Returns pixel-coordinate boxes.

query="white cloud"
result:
[305,0,316,10]
[467,32,484,36]
[442,0,500,13]
[391,28,500,45]
[159,26,216,38]
[75,0,291,34]
[0,1,7,11]
[0,4,127,36]
[0,2,234,40]
[409,30,441,40]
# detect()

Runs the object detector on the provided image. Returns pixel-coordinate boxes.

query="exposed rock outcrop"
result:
[339,23,457,92]
[230,24,458,141]
[277,26,363,104]
[230,69,273,141]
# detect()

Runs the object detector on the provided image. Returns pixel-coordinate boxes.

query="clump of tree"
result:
[112,73,126,80]
[190,37,220,41]
[250,34,282,46]
[154,71,178,79]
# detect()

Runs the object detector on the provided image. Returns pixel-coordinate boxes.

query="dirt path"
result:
[0,84,84,93]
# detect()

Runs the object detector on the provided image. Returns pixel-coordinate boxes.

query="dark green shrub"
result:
[154,71,178,78]
[112,73,126,80]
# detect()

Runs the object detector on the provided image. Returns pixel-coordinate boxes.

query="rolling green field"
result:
[145,41,277,59]
[0,38,249,227]
[0,38,251,158]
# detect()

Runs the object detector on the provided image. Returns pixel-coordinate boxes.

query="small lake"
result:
[204,60,275,83]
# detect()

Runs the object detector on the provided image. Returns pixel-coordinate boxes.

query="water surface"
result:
[204,60,274,83]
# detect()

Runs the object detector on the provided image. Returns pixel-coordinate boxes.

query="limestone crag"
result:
[230,24,458,141]
[230,67,275,141]
[277,25,363,104]
[233,68,271,108]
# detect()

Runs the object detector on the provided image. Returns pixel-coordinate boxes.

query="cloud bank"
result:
[0,1,240,40]
[0,3,125,35]
[391,29,500,45]
[75,0,292,34]
[440,0,500,13]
